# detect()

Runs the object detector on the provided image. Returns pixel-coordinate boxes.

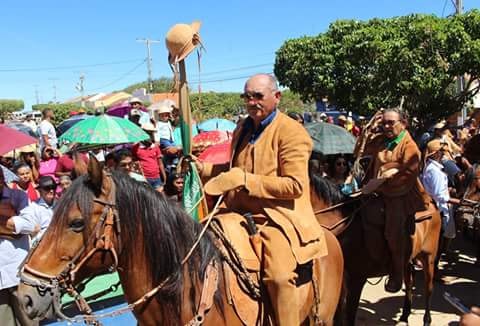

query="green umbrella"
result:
[305,122,356,155]
[58,114,150,144]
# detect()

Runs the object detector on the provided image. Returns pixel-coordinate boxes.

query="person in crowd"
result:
[57,175,72,198]
[0,152,15,170]
[155,101,182,174]
[196,74,326,325]
[113,149,146,182]
[337,114,347,129]
[55,148,89,179]
[132,124,166,192]
[7,176,56,245]
[38,108,57,151]
[19,145,40,182]
[128,97,144,127]
[361,108,431,293]
[327,154,358,195]
[23,115,37,132]
[309,152,328,178]
[0,168,37,326]
[287,112,304,124]
[39,146,61,181]
[346,117,361,137]
[164,171,185,203]
[10,163,39,202]
[422,139,461,275]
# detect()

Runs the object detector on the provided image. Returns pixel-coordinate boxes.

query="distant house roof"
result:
[92,92,131,108]
[149,93,178,105]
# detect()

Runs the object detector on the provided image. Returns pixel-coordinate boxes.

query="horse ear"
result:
[88,155,103,193]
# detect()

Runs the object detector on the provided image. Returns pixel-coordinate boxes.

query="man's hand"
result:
[204,167,246,196]
[460,307,480,326]
[190,155,204,174]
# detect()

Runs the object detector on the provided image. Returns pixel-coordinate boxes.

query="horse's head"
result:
[18,157,121,321]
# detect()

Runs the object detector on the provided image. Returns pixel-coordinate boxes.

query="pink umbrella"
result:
[193,130,232,148]
[198,141,231,164]
[0,125,38,156]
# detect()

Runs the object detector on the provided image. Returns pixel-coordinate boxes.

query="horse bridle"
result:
[19,175,121,324]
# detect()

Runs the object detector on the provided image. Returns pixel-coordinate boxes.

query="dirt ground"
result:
[356,235,479,326]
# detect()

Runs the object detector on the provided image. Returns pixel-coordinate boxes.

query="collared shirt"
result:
[12,197,55,244]
[422,158,450,217]
[244,109,277,144]
[0,186,29,290]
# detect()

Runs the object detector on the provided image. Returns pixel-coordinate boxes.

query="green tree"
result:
[32,103,85,125]
[0,99,24,118]
[275,10,480,125]
[190,92,244,121]
[123,77,174,94]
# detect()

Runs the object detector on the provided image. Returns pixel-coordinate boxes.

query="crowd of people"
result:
[0,73,479,324]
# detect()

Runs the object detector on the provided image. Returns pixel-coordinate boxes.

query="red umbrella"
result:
[0,125,38,156]
[198,141,231,164]
[193,130,232,148]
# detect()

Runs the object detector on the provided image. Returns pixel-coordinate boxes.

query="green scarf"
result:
[385,130,406,151]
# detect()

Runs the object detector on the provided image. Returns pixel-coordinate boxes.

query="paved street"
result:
[357,236,479,325]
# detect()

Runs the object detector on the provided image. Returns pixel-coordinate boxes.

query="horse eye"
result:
[69,219,85,232]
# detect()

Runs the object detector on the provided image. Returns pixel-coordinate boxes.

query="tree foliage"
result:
[0,99,24,117]
[32,103,85,125]
[275,10,480,125]
[123,77,175,94]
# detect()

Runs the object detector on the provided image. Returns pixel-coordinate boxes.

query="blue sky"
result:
[0,0,476,110]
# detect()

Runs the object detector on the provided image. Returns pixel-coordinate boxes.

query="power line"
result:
[188,71,274,85]
[86,59,147,92]
[190,63,273,78]
[0,58,144,72]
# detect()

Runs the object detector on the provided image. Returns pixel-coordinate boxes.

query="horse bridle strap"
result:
[20,175,121,324]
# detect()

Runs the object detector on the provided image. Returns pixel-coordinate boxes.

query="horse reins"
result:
[20,174,221,326]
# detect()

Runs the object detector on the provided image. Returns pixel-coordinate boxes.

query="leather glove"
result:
[204,167,246,196]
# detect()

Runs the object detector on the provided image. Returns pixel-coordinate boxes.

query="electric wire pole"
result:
[136,38,161,92]
[76,74,85,107]
[49,78,58,103]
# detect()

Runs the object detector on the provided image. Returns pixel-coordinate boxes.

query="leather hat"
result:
[166,21,202,64]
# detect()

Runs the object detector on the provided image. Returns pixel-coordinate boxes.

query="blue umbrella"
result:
[197,118,236,132]
[57,114,94,137]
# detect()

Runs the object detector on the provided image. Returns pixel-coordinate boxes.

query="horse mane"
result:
[52,171,220,323]
[310,174,346,205]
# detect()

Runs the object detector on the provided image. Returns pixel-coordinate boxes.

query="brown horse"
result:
[310,175,441,326]
[17,159,344,325]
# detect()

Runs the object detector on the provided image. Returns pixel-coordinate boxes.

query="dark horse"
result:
[310,175,441,326]
[18,159,343,325]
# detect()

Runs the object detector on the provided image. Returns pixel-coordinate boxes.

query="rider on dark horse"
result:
[361,107,431,293]
[196,74,328,325]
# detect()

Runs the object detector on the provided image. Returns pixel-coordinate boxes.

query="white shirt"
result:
[12,197,54,244]
[422,159,450,218]
[156,121,174,141]
[38,119,57,149]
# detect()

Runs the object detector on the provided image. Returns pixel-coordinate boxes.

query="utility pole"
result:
[75,73,85,107]
[34,85,39,105]
[49,78,58,103]
[136,38,161,92]
[456,0,466,125]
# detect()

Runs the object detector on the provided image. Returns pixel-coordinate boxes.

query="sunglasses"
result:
[382,120,400,127]
[240,92,266,101]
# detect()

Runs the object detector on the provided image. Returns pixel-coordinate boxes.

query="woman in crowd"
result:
[327,154,358,195]
[57,175,72,198]
[19,145,40,182]
[39,146,61,181]
[164,172,184,203]
[10,163,39,202]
